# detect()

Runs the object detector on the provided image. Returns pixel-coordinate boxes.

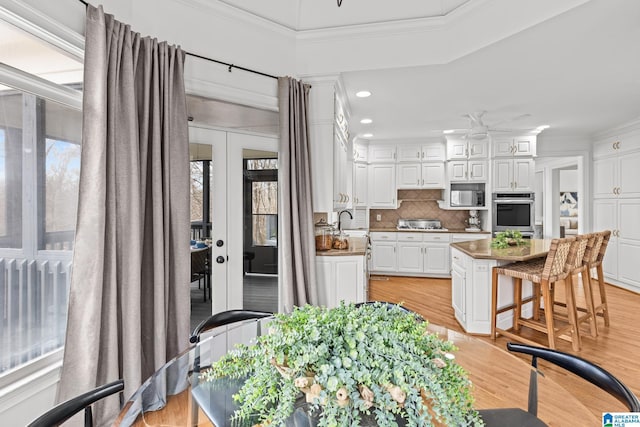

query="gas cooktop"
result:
[396,219,448,231]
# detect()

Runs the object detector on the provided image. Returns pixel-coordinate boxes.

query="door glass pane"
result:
[243,153,278,313]
[0,93,22,248]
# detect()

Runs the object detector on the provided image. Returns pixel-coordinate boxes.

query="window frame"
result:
[0,12,82,388]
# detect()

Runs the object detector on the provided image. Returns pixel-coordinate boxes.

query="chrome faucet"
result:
[337,209,353,231]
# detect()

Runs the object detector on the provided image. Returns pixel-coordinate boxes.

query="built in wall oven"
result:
[492,192,535,237]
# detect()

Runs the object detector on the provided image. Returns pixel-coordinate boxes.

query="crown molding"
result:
[185,76,278,112]
[172,0,295,38]
[591,117,640,141]
[0,0,84,61]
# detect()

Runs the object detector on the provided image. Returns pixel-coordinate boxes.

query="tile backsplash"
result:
[369,190,469,229]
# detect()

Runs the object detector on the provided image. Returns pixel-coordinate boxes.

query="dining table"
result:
[115,317,598,427]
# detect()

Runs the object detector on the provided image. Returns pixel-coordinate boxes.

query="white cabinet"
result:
[394,233,451,276]
[397,163,445,189]
[451,250,467,325]
[448,160,487,182]
[353,163,368,207]
[492,158,534,192]
[368,144,396,163]
[593,199,640,291]
[493,136,536,157]
[353,142,368,163]
[316,255,366,309]
[368,164,397,208]
[370,232,397,272]
[446,138,488,160]
[593,150,640,199]
[333,138,351,208]
[397,142,446,162]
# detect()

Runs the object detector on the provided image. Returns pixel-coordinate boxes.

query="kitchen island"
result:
[449,238,551,335]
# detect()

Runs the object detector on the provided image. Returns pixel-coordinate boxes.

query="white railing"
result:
[0,257,71,374]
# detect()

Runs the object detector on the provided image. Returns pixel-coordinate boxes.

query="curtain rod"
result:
[77,0,278,80]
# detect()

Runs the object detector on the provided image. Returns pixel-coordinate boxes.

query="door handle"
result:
[216,256,225,264]
[216,240,224,247]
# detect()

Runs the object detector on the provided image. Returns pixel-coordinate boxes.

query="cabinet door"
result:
[448,161,467,182]
[397,242,423,273]
[422,142,445,161]
[424,244,450,275]
[368,164,396,208]
[493,159,514,192]
[618,200,640,288]
[451,264,466,325]
[468,160,487,182]
[619,151,640,198]
[421,163,445,188]
[335,258,363,305]
[513,158,534,191]
[593,157,617,198]
[315,258,334,308]
[353,163,368,207]
[493,138,515,157]
[593,199,618,279]
[513,136,536,156]
[368,145,396,163]
[333,139,348,209]
[467,139,488,159]
[371,242,397,272]
[396,144,421,162]
[447,139,468,159]
[397,163,421,189]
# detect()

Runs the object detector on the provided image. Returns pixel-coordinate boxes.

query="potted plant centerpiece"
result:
[201,302,483,426]
[491,229,526,248]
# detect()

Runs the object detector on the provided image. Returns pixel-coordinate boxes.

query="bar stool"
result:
[588,230,612,327]
[491,236,582,351]
[554,234,597,339]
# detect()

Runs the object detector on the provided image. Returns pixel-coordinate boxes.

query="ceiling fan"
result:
[445,111,533,140]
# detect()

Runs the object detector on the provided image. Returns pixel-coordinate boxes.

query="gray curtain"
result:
[57,5,190,425]
[278,77,318,310]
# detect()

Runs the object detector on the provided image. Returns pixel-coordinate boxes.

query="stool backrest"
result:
[595,230,612,266]
[566,234,590,272]
[541,236,575,281]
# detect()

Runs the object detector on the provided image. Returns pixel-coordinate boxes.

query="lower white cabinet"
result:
[593,198,640,292]
[316,255,366,308]
[371,232,452,276]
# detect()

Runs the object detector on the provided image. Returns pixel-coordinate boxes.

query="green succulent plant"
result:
[201,302,483,427]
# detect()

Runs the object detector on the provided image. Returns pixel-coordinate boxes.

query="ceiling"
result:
[211,0,640,142]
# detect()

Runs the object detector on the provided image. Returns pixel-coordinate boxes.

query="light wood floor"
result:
[369,275,640,419]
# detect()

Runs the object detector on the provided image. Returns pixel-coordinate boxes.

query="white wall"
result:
[559,169,577,192]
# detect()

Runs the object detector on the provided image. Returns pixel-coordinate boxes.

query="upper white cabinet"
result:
[397,163,445,189]
[593,135,640,199]
[368,164,397,208]
[492,158,535,192]
[353,142,368,163]
[448,160,487,182]
[397,142,446,162]
[368,144,396,163]
[333,136,351,208]
[493,136,536,157]
[353,163,368,207]
[446,138,488,160]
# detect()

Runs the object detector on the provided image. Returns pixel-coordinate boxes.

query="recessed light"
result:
[362,133,373,138]
[360,118,372,124]
[356,91,371,98]
[443,129,455,134]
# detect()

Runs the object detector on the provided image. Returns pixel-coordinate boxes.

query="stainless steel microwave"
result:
[450,190,485,207]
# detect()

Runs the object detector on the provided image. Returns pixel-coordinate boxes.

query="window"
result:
[0,17,82,377]
[246,159,278,247]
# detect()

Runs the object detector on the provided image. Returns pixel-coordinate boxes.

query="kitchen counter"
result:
[451,238,551,261]
[369,228,491,234]
[316,236,368,257]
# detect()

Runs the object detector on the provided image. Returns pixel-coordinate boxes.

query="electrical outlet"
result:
[376,214,382,221]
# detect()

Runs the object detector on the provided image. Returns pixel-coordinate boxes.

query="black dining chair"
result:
[27,379,124,427]
[478,342,640,426]
[189,309,273,427]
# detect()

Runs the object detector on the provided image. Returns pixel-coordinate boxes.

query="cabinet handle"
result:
[614,141,620,149]
[417,152,420,158]
[417,179,420,186]
[393,152,396,159]
[465,147,469,157]
[421,152,425,159]
[470,170,474,178]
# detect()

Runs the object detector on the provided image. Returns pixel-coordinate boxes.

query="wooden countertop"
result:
[450,238,552,261]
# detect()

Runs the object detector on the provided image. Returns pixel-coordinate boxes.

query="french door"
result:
[189,126,279,315]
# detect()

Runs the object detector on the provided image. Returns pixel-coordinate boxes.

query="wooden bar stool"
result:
[491,236,582,351]
[588,230,612,327]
